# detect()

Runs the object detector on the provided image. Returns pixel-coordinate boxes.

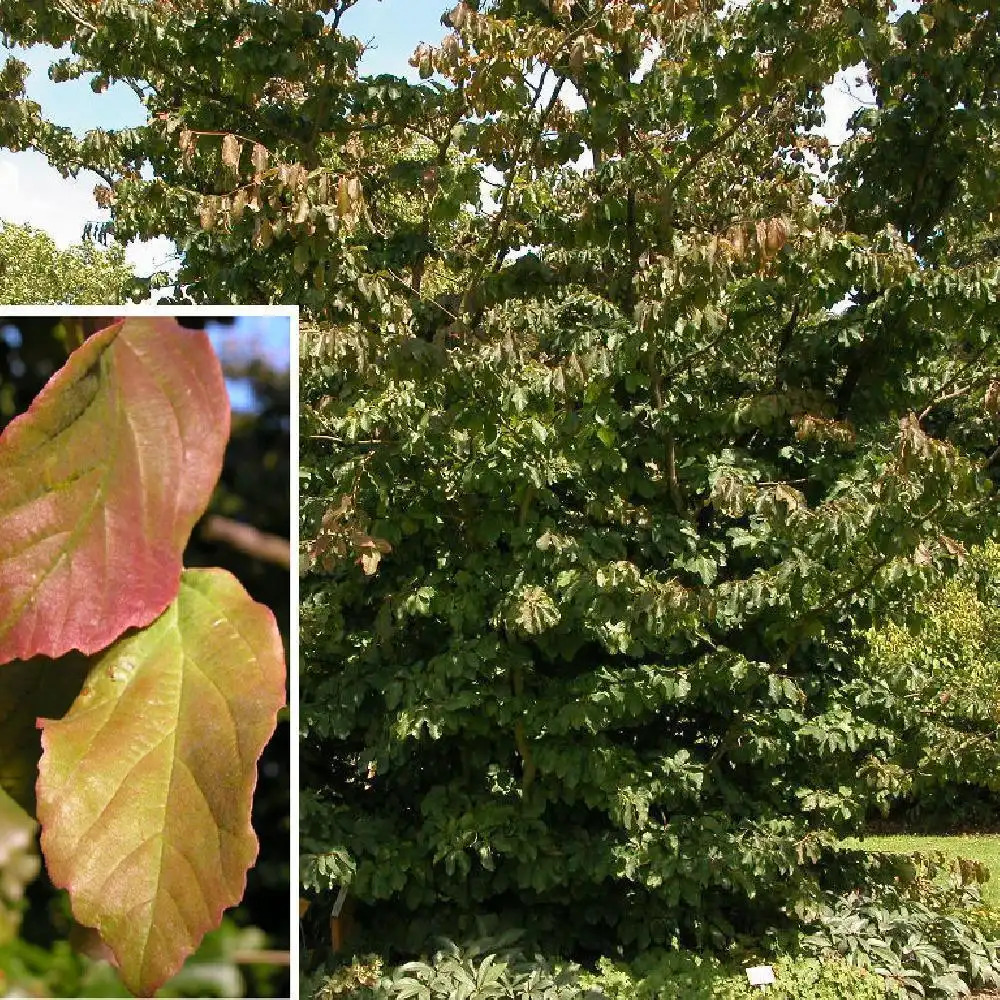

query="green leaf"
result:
[0,318,230,663]
[0,222,133,304]
[35,567,285,997]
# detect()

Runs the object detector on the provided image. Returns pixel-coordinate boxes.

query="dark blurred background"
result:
[0,315,292,998]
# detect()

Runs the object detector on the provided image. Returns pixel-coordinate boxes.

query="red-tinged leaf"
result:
[0,652,91,813]
[36,567,286,997]
[0,318,230,664]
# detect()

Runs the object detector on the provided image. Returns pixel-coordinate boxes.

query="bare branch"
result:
[201,515,290,568]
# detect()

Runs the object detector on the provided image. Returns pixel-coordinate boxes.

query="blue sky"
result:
[342,2,448,78]
[208,316,291,373]
[208,316,291,412]
[2,4,448,134]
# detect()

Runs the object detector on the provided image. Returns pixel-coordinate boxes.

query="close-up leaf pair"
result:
[0,319,286,997]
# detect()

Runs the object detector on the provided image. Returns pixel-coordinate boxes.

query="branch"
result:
[481,68,556,275]
[230,949,291,966]
[918,384,972,422]
[667,99,763,199]
[52,0,98,33]
[200,515,290,568]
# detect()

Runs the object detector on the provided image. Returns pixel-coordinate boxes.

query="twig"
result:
[201,515,290,568]
[918,384,971,422]
[230,949,291,966]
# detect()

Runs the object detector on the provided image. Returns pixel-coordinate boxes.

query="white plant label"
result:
[746,965,776,986]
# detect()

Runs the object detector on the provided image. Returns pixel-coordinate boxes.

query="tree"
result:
[0,223,134,305]
[860,540,1000,826]
[4,0,997,967]
[297,0,995,954]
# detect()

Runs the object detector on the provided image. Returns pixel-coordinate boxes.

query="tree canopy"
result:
[861,540,1000,825]
[0,223,133,305]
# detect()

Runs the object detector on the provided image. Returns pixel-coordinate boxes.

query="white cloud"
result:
[0,149,178,287]
[127,237,179,280]
[0,150,105,246]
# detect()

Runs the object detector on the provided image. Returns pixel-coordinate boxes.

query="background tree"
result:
[859,540,1000,830]
[0,223,134,306]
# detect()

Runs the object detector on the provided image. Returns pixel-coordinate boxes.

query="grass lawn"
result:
[848,834,1000,907]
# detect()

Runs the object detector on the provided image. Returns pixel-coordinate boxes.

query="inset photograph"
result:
[0,312,293,998]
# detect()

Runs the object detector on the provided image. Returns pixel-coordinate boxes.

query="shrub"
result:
[311,934,596,1000]
[581,951,889,999]
[799,866,1000,999]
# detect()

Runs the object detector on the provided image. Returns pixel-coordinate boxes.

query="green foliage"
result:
[859,836,1000,907]
[301,847,356,895]
[802,895,1000,998]
[799,852,1000,998]
[298,0,997,965]
[305,954,383,999]
[965,904,1000,942]
[836,0,1000,266]
[582,951,890,999]
[0,222,134,304]
[859,541,1000,820]
[4,0,997,980]
[314,947,893,1000]
[0,791,38,947]
[311,935,595,1000]
[0,916,269,998]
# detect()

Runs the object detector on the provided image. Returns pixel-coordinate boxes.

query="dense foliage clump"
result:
[296,0,999,956]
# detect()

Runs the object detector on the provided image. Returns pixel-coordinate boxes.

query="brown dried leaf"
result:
[221,133,241,173]
[251,142,269,180]
[985,381,1000,417]
[199,197,218,231]
[764,217,790,257]
[294,193,310,225]
[253,218,273,249]
[231,188,248,221]
[178,129,194,165]
[359,550,382,575]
